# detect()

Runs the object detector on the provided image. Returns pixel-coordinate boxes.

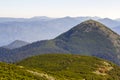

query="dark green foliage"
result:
[17,54,120,80]
[0,62,47,80]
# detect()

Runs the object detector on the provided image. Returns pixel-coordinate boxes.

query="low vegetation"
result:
[17,54,120,80]
[0,62,47,80]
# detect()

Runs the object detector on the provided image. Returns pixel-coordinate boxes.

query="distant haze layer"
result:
[0,16,120,46]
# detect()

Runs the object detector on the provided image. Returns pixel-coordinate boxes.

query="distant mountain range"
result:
[113,26,120,34]
[0,16,120,46]
[0,20,120,66]
[3,40,29,49]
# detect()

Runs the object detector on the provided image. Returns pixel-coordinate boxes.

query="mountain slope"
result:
[0,62,47,80]
[17,54,120,80]
[0,17,120,46]
[0,17,80,46]
[55,20,120,64]
[3,40,29,49]
[0,20,120,65]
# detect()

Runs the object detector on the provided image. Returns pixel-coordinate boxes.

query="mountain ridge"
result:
[0,20,120,65]
[3,40,29,49]
[0,16,120,46]
[54,20,120,64]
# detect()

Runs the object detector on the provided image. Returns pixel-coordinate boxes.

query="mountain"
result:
[113,26,120,34]
[0,17,27,22]
[0,20,120,65]
[30,16,53,21]
[54,20,120,65]
[0,17,80,46]
[98,18,120,28]
[0,62,47,80]
[3,40,29,49]
[0,16,120,46]
[17,54,120,80]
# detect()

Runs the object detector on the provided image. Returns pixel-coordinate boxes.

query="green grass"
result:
[0,62,47,80]
[17,54,120,80]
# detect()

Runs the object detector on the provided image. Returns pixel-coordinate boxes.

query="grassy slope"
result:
[0,62,47,80]
[17,54,120,80]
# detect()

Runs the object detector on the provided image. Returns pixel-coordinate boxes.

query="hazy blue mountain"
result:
[0,16,120,46]
[29,16,53,21]
[0,17,27,22]
[0,16,81,46]
[115,18,120,21]
[98,18,120,28]
[0,20,120,66]
[76,16,101,21]
[113,26,120,34]
[0,16,52,22]
[3,40,29,49]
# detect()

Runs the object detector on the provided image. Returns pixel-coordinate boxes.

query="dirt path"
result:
[18,66,56,80]
[93,61,113,76]
[27,70,56,80]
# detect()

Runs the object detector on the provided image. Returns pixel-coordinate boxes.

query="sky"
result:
[0,0,120,19]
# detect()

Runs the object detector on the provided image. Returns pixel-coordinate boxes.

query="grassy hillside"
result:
[0,62,47,80]
[17,54,120,80]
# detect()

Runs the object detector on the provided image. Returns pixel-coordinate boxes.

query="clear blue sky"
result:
[0,0,119,19]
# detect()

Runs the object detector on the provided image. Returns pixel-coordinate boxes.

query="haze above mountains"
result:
[0,16,120,46]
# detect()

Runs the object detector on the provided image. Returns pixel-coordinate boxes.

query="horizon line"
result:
[0,16,118,20]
